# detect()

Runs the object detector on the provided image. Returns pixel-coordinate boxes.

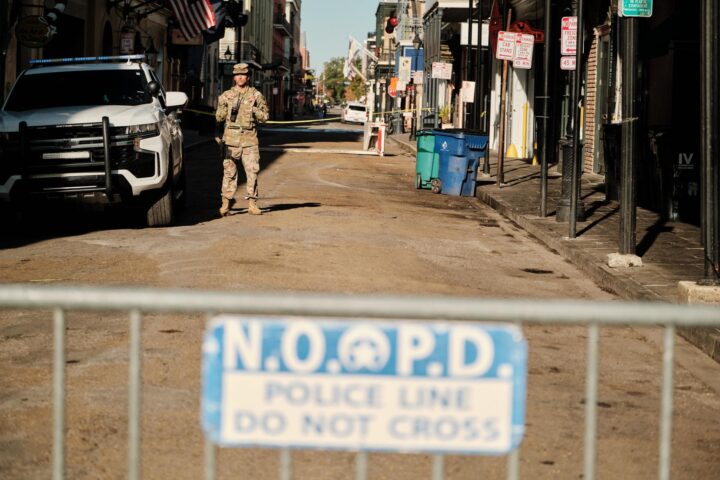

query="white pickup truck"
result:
[0,55,188,227]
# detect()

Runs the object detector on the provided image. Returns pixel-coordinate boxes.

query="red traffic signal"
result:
[385,14,398,34]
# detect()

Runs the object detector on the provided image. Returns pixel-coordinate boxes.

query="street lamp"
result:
[224,46,233,61]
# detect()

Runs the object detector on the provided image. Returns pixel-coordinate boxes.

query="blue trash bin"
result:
[433,129,488,196]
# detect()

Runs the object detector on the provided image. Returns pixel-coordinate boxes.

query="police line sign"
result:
[202,317,527,454]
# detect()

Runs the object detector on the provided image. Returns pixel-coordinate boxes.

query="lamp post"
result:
[410,33,422,141]
[224,46,233,62]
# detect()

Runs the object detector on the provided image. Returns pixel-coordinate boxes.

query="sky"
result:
[302,0,379,73]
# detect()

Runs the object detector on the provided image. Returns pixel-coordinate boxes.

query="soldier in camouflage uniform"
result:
[215,63,270,216]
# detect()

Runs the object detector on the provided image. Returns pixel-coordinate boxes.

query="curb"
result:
[473,190,661,302]
[389,135,417,156]
[387,134,660,301]
[387,135,720,362]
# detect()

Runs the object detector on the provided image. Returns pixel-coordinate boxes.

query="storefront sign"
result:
[620,0,653,17]
[15,16,52,48]
[561,17,577,56]
[120,32,135,55]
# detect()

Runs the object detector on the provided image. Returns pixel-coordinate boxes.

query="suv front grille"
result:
[3,123,150,174]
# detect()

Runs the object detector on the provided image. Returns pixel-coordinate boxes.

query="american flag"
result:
[169,0,217,40]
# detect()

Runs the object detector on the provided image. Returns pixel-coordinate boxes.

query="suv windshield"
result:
[4,70,152,111]
[349,105,365,112]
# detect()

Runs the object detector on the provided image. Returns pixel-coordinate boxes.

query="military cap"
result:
[232,63,250,75]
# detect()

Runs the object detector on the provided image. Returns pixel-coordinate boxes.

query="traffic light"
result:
[225,0,248,27]
[385,13,398,34]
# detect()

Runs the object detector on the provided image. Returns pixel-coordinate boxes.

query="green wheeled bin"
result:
[415,130,440,189]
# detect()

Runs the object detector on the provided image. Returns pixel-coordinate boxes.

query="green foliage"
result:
[348,59,365,101]
[322,57,346,104]
[323,57,368,103]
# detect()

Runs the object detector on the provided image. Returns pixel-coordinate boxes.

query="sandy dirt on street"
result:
[1,126,719,479]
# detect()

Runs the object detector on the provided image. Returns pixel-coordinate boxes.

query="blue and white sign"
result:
[202,317,527,455]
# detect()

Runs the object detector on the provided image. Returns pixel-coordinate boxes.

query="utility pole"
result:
[568,0,585,238]
[556,2,585,225]
[538,0,552,217]
[700,0,719,283]
[618,16,638,254]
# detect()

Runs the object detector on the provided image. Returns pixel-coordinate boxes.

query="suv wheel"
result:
[146,178,173,227]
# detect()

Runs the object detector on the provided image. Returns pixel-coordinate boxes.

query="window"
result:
[4,70,152,111]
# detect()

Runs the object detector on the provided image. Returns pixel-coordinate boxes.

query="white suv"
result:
[0,55,188,226]
[342,102,367,124]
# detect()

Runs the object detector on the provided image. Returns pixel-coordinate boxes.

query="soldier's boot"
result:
[247,199,262,215]
[219,197,231,216]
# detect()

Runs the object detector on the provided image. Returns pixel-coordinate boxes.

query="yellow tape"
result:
[183,106,438,125]
[182,108,342,125]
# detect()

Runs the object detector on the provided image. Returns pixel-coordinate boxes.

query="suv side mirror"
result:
[147,81,161,97]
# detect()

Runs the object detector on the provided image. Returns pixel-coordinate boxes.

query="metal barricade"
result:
[0,283,718,480]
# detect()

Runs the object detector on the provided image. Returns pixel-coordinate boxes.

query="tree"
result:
[322,57,346,104]
[347,59,365,101]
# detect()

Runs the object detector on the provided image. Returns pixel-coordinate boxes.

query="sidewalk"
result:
[389,132,720,362]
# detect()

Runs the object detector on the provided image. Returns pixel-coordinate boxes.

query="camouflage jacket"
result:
[215,86,269,147]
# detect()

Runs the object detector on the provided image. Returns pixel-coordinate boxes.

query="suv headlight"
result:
[126,123,159,152]
[126,123,159,135]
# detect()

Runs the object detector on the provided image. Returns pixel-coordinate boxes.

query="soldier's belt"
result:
[226,125,255,133]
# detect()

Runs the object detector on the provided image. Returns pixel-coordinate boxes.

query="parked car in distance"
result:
[341,102,367,124]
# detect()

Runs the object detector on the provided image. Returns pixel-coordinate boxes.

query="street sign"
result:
[431,62,452,80]
[560,56,576,70]
[388,77,398,98]
[619,0,653,17]
[202,317,527,454]
[560,17,577,56]
[496,31,517,61]
[513,34,535,69]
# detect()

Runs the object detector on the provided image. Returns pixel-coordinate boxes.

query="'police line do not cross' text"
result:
[202,317,527,454]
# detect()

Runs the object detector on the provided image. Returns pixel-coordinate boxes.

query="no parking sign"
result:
[202,317,527,454]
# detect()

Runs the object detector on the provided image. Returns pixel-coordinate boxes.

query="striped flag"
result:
[169,0,217,40]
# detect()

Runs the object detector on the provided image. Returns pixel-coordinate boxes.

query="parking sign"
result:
[202,317,527,454]
[561,17,577,56]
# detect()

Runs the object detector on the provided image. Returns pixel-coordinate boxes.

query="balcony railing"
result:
[376,44,397,64]
[273,14,291,36]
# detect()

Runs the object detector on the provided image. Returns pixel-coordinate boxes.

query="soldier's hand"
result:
[214,137,222,145]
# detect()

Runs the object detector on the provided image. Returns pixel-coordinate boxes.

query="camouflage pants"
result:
[221,145,260,200]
